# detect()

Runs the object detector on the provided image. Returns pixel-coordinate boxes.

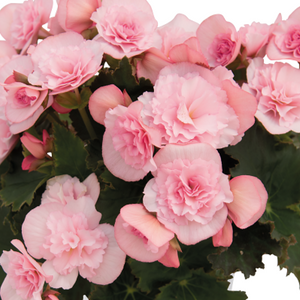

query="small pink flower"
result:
[90,0,161,59]
[267,7,300,61]
[244,57,300,134]
[114,204,176,264]
[102,100,161,181]
[213,175,268,247]
[139,62,257,148]
[0,239,52,300]
[196,14,241,67]
[41,173,100,205]
[57,0,102,33]
[28,32,103,95]
[143,143,233,245]
[89,84,132,126]
[22,196,126,289]
[0,55,52,134]
[0,0,53,52]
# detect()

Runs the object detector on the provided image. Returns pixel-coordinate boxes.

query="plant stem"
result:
[75,88,97,140]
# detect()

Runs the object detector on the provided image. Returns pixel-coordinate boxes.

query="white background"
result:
[1,0,300,299]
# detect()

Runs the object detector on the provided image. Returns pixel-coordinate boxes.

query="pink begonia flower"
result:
[57,0,102,33]
[267,7,300,61]
[89,84,132,125]
[90,0,162,59]
[41,173,100,205]
[0,55,52,134]
[0,239,52,300]
[102,100,162,181]
[22,196,126,289]
[139,62,257,148]
[0,108,19,165]
[143,143,233,245]
[137,14,209,84]
[213,175,268,247]
[196,14,241,68]
[239,22,272,58]
[114,204,177,265]
[0,0,53,52]
[28,32,103,95]
[243,57,300,134]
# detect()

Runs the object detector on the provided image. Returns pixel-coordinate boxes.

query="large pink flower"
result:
[90,0,161,59]
[139,62,257,148]
[103,100,161,181]
[143,143,233,245]
[0,239,52,300]
[22,196,126,289]
[196,14,241,67]
[28,32,103,95]
[0,55,52,134]
[267,7,300,61]
[244,57,300,134]
[0,0,52,52]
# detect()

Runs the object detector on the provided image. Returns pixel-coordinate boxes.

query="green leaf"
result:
[0,161,48,211]
[224,121,300,278]
[88,263,159,300]
[55,91,79,109]
[79,87,92,109]
[156,268,247,300]
[208,222,281,278]
[97,169,146,225]
[91,57,153,101]
[52,122,91,181]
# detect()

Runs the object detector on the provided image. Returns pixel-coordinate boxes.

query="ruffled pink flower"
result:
[139,62,257,148]
[114,204,177,266]
[0,239,52,300]
[22,196,126,289]
[90,0,162,59]
[244,57,300,134]
[213,175,268,247]
[0,55,52,134]
[196,14,241,68]
[239,22,272,58]
[28,32,103,95]
[102,100,161,181]
[0,41,17,68]
[41,173,100,205]
[89,84,132,126]
[57,0,102,33]
[0,0,52,52]
[137,14,209,84]
[267,7,300,61]
[143,143,233,245]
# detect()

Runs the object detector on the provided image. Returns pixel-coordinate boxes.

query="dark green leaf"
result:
[156,268,247,300]
[52,122,91,181]
[208,222,281,278]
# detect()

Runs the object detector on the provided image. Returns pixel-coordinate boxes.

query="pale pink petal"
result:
[166,205,228,245]
[0,4,19,42]
[0,276,23,300]
[22,202,63,259]
[212,218,233,247]
[89,85,129,125]
[88,224,126,285]
[120,204,174,247]
[222,79,257,137]
[153,143,222,175]
[0,41,17,58]
[227,175,268,229]
[42,260,78,290]
[82,173,100,204]
[114,214,169,262]
[158,244,180,268]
